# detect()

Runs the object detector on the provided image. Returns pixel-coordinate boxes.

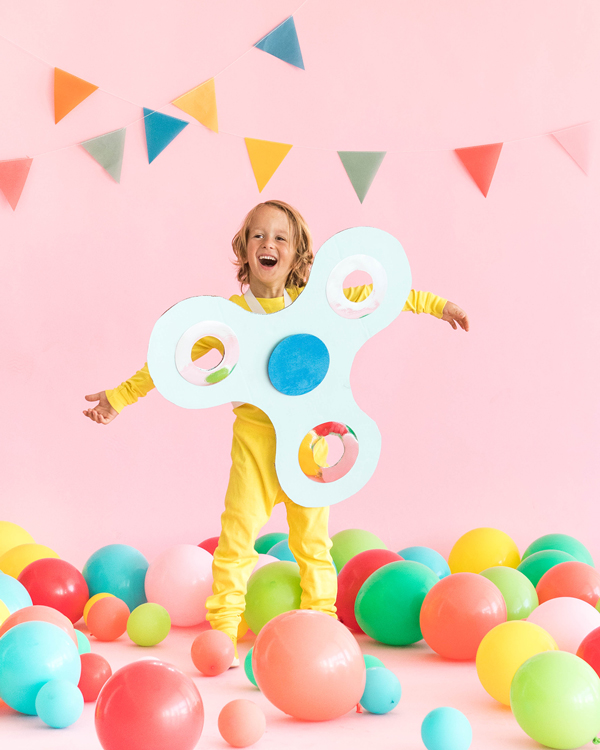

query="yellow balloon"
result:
[83,593,115,625]
[476,620,558,705]
[0,543,59,578]
[449,527,520,574]
[0,599,10,625]
[237,613,250,640]
[0,521,34,558]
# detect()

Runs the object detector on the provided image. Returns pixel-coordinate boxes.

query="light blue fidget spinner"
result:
[147,227,412,508]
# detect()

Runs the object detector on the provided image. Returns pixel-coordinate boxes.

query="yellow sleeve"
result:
[343,285,447,318]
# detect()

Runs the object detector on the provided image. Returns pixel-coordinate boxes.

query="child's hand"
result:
[442,301,470,331]
[83,392,118,425]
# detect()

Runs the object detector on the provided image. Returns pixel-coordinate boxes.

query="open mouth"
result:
[259,255,277,267]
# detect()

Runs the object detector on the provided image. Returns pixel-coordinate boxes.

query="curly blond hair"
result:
[231,200,313,290]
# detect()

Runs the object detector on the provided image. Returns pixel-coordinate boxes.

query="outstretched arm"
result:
[441,301,469,331]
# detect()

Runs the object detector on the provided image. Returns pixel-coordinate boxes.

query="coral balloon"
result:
[527,596,600,653]
[536,561,600,607]
[420,572,507,660]
[95,660,204,750]
[191,630,235,676]
[78,652,112,702]
[218,700,266,748]
[0,543,59,578]
[577,626,600,678]
[253,610,365,721]
[18,558,89,623]
[448,528,520,574]
[84,593,114,624]
[0,521,34,558]
[0,604,78,646]
[87,596,129,641]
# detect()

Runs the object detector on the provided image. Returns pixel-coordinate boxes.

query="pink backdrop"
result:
[2,0,599,569]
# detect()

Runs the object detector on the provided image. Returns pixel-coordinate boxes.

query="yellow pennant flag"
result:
[54,68,99,124]
[244,138,292,192]
[172,79,218,133]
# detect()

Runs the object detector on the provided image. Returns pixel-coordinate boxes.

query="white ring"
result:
[175,321,239,386]
[326,254,387,319]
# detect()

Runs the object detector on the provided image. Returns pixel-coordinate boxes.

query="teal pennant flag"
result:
[254,16,305,69]
[143,108,189,164]
[337,151,387,203]
[80,128,126,183]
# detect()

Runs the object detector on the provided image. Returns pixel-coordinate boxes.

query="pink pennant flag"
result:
[0,158,33,210]
[455,143,503,197]
[552,123,594,175]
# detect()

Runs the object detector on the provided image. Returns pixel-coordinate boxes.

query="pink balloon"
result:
[253,609,365,721]
[218,700,266,748]
[145,545,213,627]
[251,554,278,573]
[527,596,600,653]
[0,604,78,646]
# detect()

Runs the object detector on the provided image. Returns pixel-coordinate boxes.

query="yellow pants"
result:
[205,413,338,640]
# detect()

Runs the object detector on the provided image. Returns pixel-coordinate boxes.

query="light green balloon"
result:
[330,529,386,573]
[75,629,91,654]
[480,566,538,620]
[126,603,171,646]
[510,651,600,750]
[244,561,302,634]
[522,534,594,567]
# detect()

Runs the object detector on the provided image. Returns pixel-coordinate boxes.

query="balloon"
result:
[510,651,600,749]
[191,630,235,676]
[18,557,89,623]
[0,521,34,558]
[84,592,114,624]
[536,561,600,606]
[0,604,78,646]
[0,543,59,578]
[253,610,365,721]
[268,539,296,562]
[398,546,450,579]
[145,545,213,627]
[127,602,171,646]
[577,626,600,678]
[475,621,558,705]
[420,573,507,660]
[82,544,149,612]
[355,561,438,645]
[336,549,403,632]
[364,654,384,669]
[237,613,250,640]
[244,647,258,687]
[251,553,279,573]
[254,532,288,555]
[95,660,204,750]
[0,621,80,715]
[76,629,91,654]
[198,536,219,555]
[87,596,130,641]
[517,550,575,587]
[0,599,9,624]
[0,572,32,613]
[480,566,538,620]
[218,700,266,748]
[78,652,112,702]
[421,707,472,750]
[527,596,600,653]
[448,528,520,574]
[522,533,594,567]
[330,529,386,573]
[35,679,84,728]
[244,561,302,634]
[360,667,401,714]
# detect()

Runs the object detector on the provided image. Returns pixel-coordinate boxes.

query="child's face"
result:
[246,205,296,291]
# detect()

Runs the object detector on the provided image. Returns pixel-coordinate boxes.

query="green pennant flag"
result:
[337,151,386,203]
[80,128,126,183]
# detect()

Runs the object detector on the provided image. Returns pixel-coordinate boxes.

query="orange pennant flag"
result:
[172,79,218,133]
[455,143,503,197]
[0,158,33,210]
[245,138,292,192]
[54,68,99,124]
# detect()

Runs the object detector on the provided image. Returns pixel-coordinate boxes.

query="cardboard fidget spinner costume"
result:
[148,227,412,508]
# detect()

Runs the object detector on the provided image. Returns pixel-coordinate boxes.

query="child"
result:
[83,200,469,666]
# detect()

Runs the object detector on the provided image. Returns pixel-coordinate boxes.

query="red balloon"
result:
[537,561,600,607]
[198,536,219,555]
[577,625,600,678]
[336,549,403,632]
[95,660,204,750]
[79,652,112,702]
[18,558,89,624]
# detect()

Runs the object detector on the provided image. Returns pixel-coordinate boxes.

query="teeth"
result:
[259,255,276,260]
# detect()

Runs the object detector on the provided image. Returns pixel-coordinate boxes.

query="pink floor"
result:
[0,620,543,750]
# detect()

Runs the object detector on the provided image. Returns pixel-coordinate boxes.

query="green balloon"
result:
[522,534,594,567]
[364,654,384,669]
[254,532,288,555]
[517,550,575,587]
[126,603,171,646]
[244,561,302,634]
[480,566,538,620]
[511,651,600,749]
[75,629,91,655]
[330,529,386,573]
[244,647,258,688]
[355,561,438,646]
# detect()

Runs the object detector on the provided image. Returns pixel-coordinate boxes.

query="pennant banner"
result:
[80,128,126,183]
[245,138,293,192]
[254,16,305,70]
[172,79,219,134]
[0,158,33,210]
[552,123,594,175]
[54,68,98,124]
[338,151,386,203]
[455,143,503,197]
[143,109,189,164]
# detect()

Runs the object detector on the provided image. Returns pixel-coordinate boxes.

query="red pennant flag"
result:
[455,143,503,197]
[552,123,594,175]
[0,158,33,210]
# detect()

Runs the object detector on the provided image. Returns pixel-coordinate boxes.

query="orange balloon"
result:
[0,604,78,647]
[87,596,129,641]
[83,592,114,624]
[537,561,600,607]
[191,630,235,676]
[237,614,250,640]
[218,700,266,748]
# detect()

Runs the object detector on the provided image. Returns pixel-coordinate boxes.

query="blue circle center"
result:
[268,334,330,396]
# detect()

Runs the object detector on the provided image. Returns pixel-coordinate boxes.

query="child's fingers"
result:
[85,393,101,402]
[448,319,457,329]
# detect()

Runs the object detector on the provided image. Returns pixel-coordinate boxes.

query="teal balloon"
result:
[0,572,32,613]
[0,621,81,715]
[480,566,538,620]
[255,532,288,555]
[398,546,450,579]
[522,534,594,567]
[245,647,258,688]
[421,707,472,750]
[517,550,575,587]
[82,544,149,611]
[245,561,302,634]
[35,679,84,728]
[268,539,296,562]
[511,651,600,750]
[355,561,439,645]
[364,654,384,669]
[360,667,401,714]
[75,629,91,654]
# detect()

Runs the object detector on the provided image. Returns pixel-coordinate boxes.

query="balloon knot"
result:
[356,703,363,714]
[592,738,600,745]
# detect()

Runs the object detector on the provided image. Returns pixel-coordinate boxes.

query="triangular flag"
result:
[172,79,218,133]
[0,158,33,210]
[455,143,503,197]
[254,16,305,69]
[143,108,189,164]
[54,68,99,124]
[337,151,386,203]
[80,128,126,183]
[245,138,293,192]
[552,123,594,175]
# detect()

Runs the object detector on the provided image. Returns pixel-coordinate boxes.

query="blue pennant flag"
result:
[254,16,305,70]
[143,108,189,164]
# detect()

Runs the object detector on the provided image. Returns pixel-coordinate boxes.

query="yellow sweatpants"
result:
[205,414,337,640]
